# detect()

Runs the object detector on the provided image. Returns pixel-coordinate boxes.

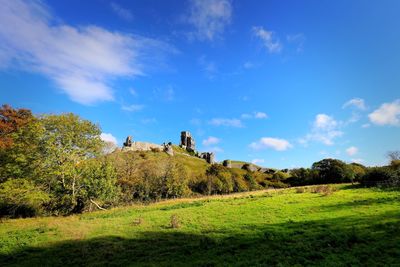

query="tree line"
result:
[0,104,398,218]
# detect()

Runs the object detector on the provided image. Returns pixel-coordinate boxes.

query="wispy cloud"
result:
[343,98,367,110]
[252,26,282,53]
[351,158,364,164]
[0,0,174,105]
[141,118,157,124]
[129,88,138,97]
[250,137,292,151]
[209,118,243,127]
[202,136,220,146]
[346,146,358,156]
[241,111,268,119]
[300,114,343,146]
[251,158,265,165]
[100,133,118,144]
[110,2,133,21]
[185,0,232,41]
[287,33,306,53]
[368,99,400,126]
[122,104,144,112]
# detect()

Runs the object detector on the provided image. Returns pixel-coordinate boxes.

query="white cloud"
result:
[300,114,343,146]
[254,112,268,119]
[202,136,220,146]
[314,114,337,129]
[346,146,358,156]
[250,137,292,151]
[141,118,157,124]
[251,158,265,165]
[0,0,173,105]
[100,133,117,145]
[110,2,134,21]
[351,158,364,164]
[368,99,400,126]
[185,0,232,41]
[241,111,268,119]
[252,26,282,53]
[343,98,367,110]
[122,104,144,112]
[209,118,243,127]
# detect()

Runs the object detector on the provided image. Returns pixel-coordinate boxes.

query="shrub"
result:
[361,167,399,187]
[295,187,306,193]
[310,185,337,196]
[0,179,50,218]
[170,214,180,229]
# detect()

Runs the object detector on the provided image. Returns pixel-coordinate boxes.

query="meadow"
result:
[0,184,399,266]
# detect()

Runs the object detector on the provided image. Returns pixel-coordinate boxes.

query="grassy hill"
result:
[1,184,399,266]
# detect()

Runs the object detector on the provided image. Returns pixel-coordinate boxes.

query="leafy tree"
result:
[361,167,399,187]
[163,161,189,198]
[311,158,354,184]
[36,114,103,204]
[0,104,34,149]
[0,179,50,218]
[387,151,400,170]
[349,163,367,182]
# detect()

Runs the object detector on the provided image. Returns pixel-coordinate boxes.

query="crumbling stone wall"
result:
[180,131,196,152]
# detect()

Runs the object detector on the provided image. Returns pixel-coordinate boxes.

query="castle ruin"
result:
[121,131,216,164]
[180,131,196,152]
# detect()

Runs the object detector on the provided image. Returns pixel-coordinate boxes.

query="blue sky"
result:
[1,0,399,168]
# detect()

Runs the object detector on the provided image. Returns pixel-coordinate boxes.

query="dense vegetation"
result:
[0,185,399,266]
[1,104,399,219]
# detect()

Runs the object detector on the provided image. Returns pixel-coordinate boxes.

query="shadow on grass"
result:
[1,211,399,267]
[319,196,400,212]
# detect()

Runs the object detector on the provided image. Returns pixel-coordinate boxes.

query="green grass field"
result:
[0,185,399,266]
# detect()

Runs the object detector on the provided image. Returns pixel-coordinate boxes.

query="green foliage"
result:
[361,167,399,187]
[0,179,50,218]
[348,163,367,182]
[312,158,355,184]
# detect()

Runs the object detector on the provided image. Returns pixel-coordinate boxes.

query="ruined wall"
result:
[180,131,196,152]
[122,141,163,152]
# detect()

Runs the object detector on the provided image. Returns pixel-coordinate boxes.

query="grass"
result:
[0,184,399,266]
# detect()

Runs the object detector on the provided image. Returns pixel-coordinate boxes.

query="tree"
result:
[387,151,400,170]
[0,179,50,218]
[0,109,43,182]
[35,113,104,212]
[311,158,354,184]
[0,104,34,149]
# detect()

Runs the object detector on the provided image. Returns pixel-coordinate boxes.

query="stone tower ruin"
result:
[180,131,196,152]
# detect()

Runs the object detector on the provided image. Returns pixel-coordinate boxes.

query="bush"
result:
[0,179,50,218]
[311,159,355,184]
[310,185,337,196]
[170,214,180,228]
[361,167,399,187]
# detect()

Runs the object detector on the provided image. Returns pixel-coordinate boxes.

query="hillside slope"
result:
[1,185,399,266]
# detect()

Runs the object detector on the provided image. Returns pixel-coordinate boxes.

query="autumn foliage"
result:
[0,104,33,149]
